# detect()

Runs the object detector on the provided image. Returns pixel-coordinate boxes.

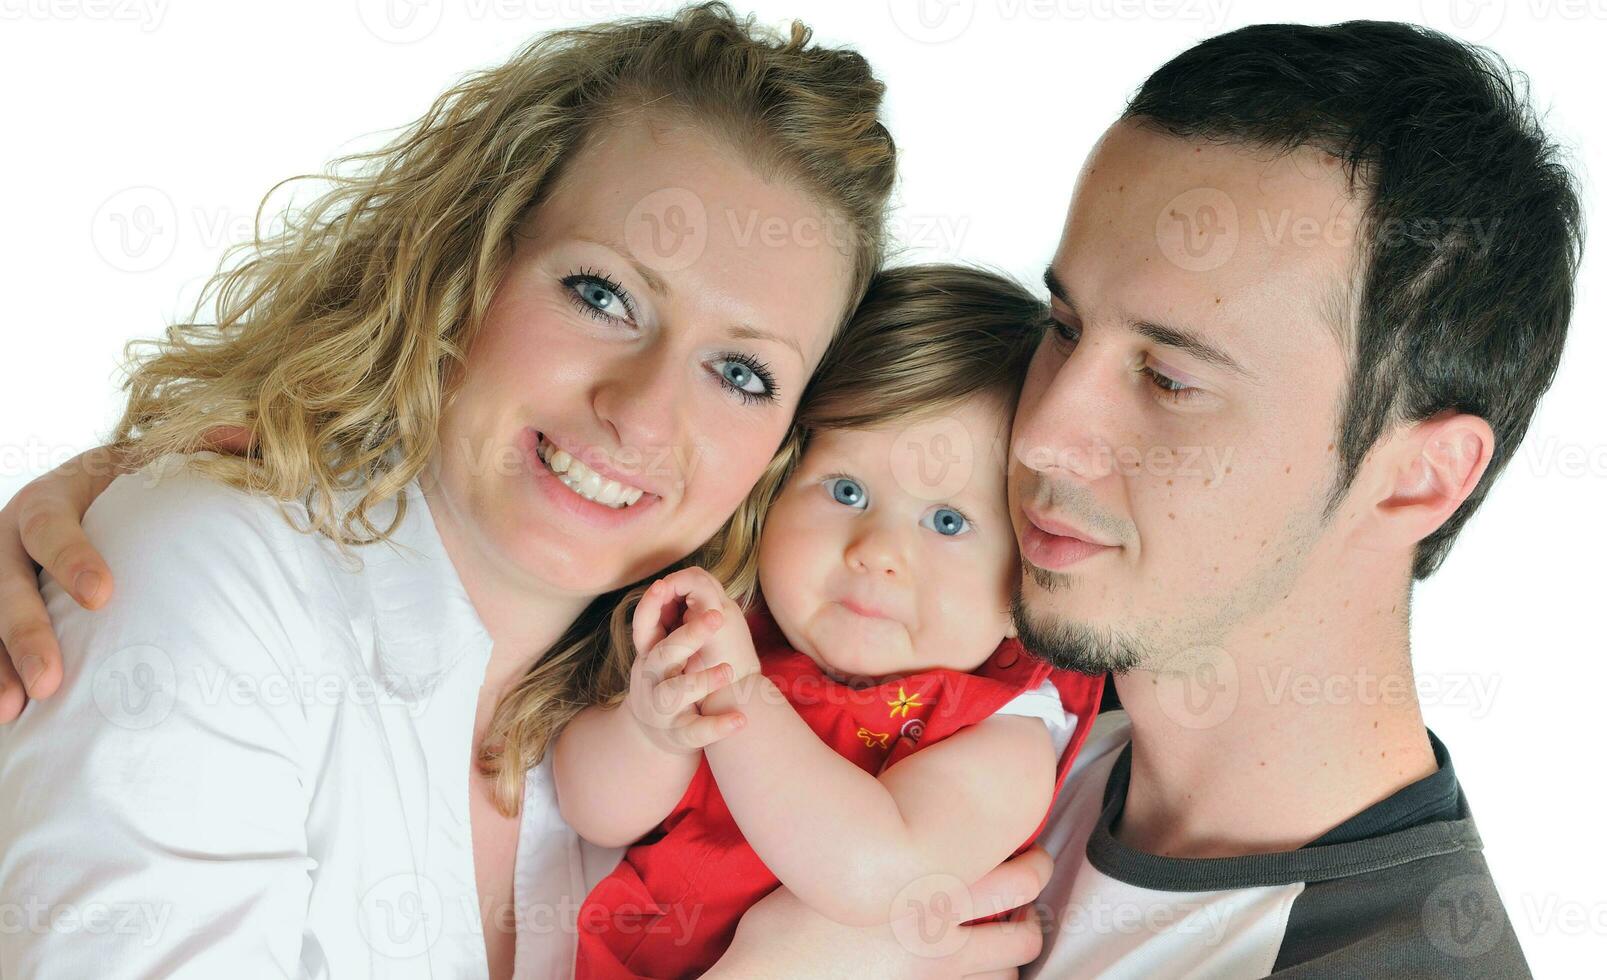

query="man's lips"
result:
[1019,505,1119,571]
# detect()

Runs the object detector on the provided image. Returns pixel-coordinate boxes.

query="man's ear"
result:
[1351,411,1495,554]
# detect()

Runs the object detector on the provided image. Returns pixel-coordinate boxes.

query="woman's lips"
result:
[521,428,660,529]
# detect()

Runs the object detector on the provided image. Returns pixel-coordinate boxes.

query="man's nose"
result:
[1013,340,1123,483]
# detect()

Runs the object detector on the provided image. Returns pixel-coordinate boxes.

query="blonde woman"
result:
[0,6,1051,978]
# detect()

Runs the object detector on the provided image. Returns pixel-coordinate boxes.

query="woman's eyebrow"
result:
[575,235,671,296]
[728,323,803,363]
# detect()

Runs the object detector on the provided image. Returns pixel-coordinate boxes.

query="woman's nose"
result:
[592,345,686,485]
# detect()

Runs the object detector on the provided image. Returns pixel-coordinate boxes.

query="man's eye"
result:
[1141,364,1201,402]
[1049,316,1080,348]
[825,477,867,509]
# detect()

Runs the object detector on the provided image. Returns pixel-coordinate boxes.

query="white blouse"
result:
[0,453,1076,980]
[0,455,499,978]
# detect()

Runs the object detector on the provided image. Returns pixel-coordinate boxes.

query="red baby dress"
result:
[574,608,1104,980]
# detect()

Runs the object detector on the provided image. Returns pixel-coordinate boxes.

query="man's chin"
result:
[1010,588,1147,676]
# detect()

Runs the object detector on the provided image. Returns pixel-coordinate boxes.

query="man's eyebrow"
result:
[1131,319,1251,378]
[1043,266,1070,304]
[1042,265,1252,379]
[729,323,804,363]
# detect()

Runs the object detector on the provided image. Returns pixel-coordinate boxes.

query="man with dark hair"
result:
[1012,20,1579,976]
[705,19,1580,978]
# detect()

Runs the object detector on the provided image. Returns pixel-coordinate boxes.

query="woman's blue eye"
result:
[561,272,633,322]
[717,358,768,397]
[826,477,867,509]
[922,507,969,536]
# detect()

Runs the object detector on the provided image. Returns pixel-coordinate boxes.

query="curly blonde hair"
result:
[110,3,897,813]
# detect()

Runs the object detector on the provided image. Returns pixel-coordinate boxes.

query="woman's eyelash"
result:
[719,352,780,404]
[560,268,636,322]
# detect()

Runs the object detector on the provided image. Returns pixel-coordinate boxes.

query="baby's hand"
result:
[626,568,757,754]
[636,567,762,681]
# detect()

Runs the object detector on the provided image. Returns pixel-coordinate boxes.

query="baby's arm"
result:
[700,675,1057,927]
[553,573,753,849]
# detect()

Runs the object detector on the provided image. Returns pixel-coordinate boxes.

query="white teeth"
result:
[537,437,649,509]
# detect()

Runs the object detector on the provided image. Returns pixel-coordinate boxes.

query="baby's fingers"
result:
[671,709,747,751]
[652,661,734,718]
[630,579,678,661]
[637,606,724,687]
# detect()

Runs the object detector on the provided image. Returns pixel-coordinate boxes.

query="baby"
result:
[552,264,1101,979]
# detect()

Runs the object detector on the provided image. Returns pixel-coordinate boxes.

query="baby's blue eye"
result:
[826,477,867,509]
[922,507,969,537]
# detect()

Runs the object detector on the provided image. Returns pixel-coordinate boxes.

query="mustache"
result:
[1019,475,1134,546]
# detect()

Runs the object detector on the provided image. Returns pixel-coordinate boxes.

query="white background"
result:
[1,0,1602,974]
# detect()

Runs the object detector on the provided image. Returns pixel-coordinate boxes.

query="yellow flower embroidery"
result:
[887,686,924,718]
[857,727,891,749]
